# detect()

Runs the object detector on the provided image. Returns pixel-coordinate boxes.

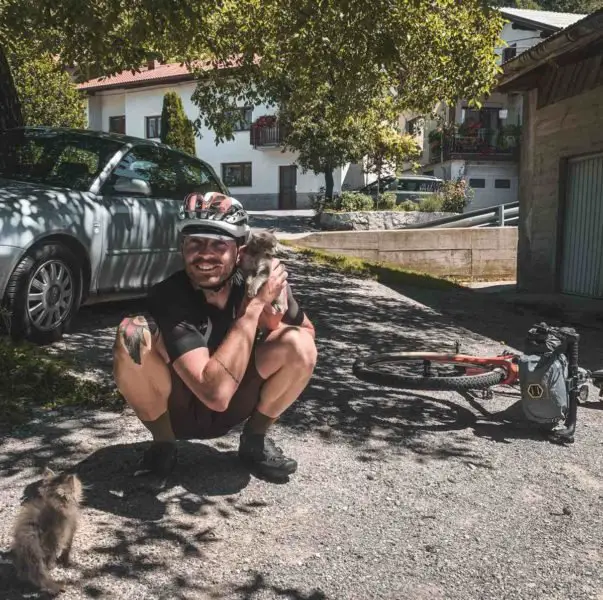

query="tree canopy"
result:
[0,0,505,197]
[190,0,504,195]
[0,0,216,128]
[7,43,86,129]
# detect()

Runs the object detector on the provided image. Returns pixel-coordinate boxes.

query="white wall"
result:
[463,162,519,211]
[495,21,545,64]
[100,93,125,132]
[87,96,103,130]
[90,81,342,208]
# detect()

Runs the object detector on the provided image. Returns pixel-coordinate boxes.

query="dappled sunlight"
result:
[3,249,603,598]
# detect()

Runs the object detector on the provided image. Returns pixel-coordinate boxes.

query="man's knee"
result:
[280,327,317,373]
[114,314,153,367]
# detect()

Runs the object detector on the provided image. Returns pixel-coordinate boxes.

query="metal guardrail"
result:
[407,201,519,229]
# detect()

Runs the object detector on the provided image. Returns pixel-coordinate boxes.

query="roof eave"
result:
[497,8,603,92]
[499,10,560,34]
[79,72,196,93]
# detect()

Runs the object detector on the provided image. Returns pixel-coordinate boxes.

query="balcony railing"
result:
[250,123,286,149]
[430,127,520,163]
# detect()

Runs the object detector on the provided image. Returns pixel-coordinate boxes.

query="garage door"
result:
[560,153,603,298]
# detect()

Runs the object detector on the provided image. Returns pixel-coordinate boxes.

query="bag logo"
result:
[528,383,544,399]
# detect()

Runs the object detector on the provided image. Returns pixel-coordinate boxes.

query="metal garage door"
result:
[561,153,603,298]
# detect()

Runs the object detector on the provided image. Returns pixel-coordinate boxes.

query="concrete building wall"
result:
[517,84,603,293]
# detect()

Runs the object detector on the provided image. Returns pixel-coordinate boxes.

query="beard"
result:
[185,257,237,290]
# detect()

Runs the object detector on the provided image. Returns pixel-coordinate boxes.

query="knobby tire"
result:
[353,352,506,391]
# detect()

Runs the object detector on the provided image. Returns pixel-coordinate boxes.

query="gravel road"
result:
[2,248,603,600]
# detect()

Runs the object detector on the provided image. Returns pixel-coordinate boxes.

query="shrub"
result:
[160,92,197,156]
[309,189,327,214]
[438,179,474,213]
[339,191,374,212]
[398,199,418,212]
[310,188,341,214]
[375,192,397,210]
[419,195,444,212]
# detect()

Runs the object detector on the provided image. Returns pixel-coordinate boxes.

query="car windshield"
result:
[0,129,123,191]
[397,179,441,192]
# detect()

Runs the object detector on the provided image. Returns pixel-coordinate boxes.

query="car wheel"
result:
[3,243,83,345]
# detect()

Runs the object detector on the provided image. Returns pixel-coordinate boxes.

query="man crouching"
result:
[112,193,317,481]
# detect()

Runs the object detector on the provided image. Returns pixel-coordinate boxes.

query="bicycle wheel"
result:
[353,352,506,391]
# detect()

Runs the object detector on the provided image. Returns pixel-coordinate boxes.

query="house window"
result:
[462,107,501,130]
[108,115,125,134]
[145,116,161,139]
[406,117,422,136]
[495,179,511,189]
[225,107,253,131]
[222,162,252,187]
[469,178,486,188]
[502,45,517,63]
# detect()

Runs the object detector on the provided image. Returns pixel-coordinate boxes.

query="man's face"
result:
[182,235,239,289]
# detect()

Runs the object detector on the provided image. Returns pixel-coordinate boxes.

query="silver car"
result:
[0,126,229,344]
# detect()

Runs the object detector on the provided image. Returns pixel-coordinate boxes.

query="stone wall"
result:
[318,210,456,231]
[293,227,518,281]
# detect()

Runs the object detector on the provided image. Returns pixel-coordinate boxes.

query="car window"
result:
[104,146,225,199]
[384,180,398,191]
[397,179,440,192]
[175,154,225,197]
[47,146,101,190]
[0,129,122,191]
[104,146,181,199]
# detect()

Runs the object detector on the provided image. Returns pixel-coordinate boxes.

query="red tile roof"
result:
[78,62,195,91]
[78,56,259,92]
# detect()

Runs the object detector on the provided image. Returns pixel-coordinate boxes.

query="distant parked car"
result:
[0,126,229,344]
[357,174,444,203]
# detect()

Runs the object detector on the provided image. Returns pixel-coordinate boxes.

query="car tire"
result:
[3,242,83,345]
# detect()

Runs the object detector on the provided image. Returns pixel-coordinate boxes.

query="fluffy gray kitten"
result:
[12,467,83,596]
[239,230,285,310]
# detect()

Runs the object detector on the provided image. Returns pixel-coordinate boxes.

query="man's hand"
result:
[259,286,289,331]
[256,259,288,307]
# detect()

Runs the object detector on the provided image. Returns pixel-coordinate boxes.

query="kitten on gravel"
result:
[12,467,83,596]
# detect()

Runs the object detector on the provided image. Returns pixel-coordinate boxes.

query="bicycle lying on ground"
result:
[353,322,603,445]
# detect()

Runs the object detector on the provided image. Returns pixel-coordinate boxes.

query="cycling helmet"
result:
[178,191,250,245]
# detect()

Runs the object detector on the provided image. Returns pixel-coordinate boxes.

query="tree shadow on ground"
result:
[385,280,603,372]
[13,440,252,522]
[30,251,583,467]
[75,440,252,521]
[224,571,327,599]
[276,256,547,454]
[0,440,269,600]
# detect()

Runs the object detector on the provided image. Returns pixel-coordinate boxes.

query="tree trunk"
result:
[0,44,24,131]
[324,167,334,200]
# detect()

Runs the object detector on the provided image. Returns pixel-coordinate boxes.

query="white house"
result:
[78,63,366,210]
[400,7,586,212]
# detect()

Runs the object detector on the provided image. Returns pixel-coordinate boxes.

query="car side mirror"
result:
[113,176,151,196]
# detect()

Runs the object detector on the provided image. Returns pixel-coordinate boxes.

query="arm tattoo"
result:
[118,315,150,365]
[213,355,241,385]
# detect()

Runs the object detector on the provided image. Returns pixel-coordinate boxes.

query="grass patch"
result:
[280,241,464,290]
[0,336,123,430]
